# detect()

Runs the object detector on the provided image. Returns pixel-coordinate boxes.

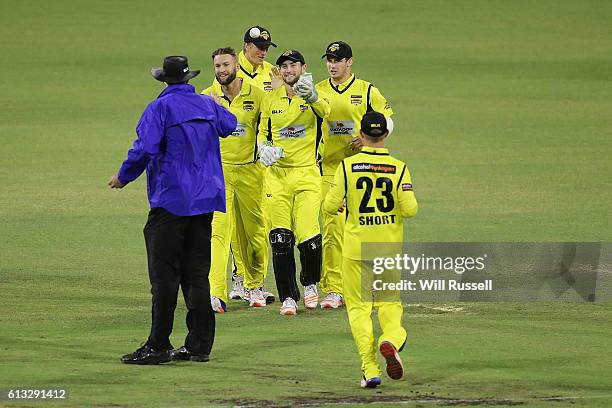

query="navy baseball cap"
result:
[276,49,305,65]
[244,26,277,47]
[322,41,353,59]
[361,111,388,137]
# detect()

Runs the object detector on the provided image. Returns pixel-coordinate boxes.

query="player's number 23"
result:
[356,177,394,213]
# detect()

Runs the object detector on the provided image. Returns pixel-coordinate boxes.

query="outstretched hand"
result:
[208,92,222,106]
[108,174,125,189]
[270,67,282,90]
[349,137,364,151]
[108,174,125,188]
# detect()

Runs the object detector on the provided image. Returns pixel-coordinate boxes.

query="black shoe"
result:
[121,344,172,365]
[171,346,210,362]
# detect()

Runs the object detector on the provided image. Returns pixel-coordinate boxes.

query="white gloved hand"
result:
[293,73,318,104]
[258,141,284,167]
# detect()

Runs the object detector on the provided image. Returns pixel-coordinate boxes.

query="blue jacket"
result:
[118,84,237,216]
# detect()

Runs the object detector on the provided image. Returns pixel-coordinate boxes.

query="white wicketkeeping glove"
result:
[258,141,284,167]
[293,73,318,104]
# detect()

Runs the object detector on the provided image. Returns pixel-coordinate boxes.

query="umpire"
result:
[109,56,237,364]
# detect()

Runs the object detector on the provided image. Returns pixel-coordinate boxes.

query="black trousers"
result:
[143,207,215,355]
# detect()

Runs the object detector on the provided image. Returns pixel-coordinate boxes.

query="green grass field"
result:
[1,0,611,407]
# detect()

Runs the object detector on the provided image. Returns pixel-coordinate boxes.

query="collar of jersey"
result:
[278,85,301,100]
[361,146,389,155]
[212,79,252,101]
[239,51,262,78]
[329,74,356,94]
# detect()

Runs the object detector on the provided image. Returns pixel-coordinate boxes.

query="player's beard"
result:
[283,74,300,86]
[216,70,237,85]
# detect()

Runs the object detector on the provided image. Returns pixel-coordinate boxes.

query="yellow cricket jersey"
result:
[323,146,418,260]
[202,81,265,165]
[210,51,276,92]
[258,86,331,168]
[315,74,393,176]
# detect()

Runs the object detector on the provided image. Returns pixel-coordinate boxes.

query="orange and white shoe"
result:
[280,297,297,315]
[303,284,319,309]
[249,288,266,308]
[379,341,403,380]
[320,293,344,309]
[210,296,227,314]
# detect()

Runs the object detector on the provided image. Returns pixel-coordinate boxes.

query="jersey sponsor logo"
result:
[231,123,247,137]
[299,104,309,112]
[352,163,396,174]
[328,120,355,136]
[279,124,306,138]
[272,109,284,114]
[402,183,413,191]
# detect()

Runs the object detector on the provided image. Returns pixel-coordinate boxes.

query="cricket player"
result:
[209,25,280,302]
[323,111,417,388]
[202,47,268,312]
[258,50,331,315]
[316,41,394,309]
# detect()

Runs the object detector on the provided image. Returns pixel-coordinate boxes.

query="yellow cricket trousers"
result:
[210,163,267,302]
[268,165,321,243]
[342,257,407,379]
[320,174,344,294]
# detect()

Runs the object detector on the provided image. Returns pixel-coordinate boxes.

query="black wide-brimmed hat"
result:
[151,56,200,84]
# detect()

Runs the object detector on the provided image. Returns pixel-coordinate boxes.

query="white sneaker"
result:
[229,275,244,300]
[210,296,227,313]
[262,286,275,304]
[320,292,344,309]
[249,288,266,307]
[280,297,297,315]
[303,284,319,309]
[242,288,251,302]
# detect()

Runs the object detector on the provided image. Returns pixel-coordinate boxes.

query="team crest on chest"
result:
[351,95,362,105]
[243,100,254,111]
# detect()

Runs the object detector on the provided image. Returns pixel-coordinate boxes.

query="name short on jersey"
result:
[279,125,306,138]
[328,120,355,136]
[352,163,397,173]
[359,214,398,226]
